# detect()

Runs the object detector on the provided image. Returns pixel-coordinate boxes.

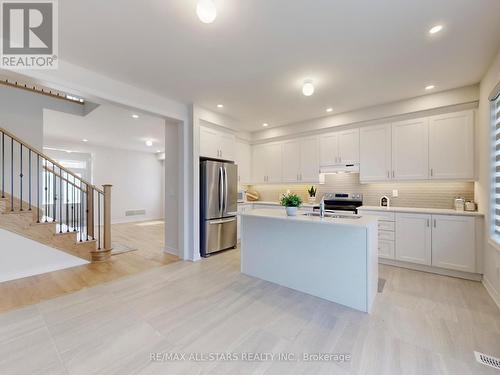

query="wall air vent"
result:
[474,351,500,370]
[125,209,146,217]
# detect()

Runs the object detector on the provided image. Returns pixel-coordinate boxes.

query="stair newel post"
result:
[103,184,112,251]
[87,184,94,240]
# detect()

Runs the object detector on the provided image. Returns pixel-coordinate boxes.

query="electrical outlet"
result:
[392,189,399,198]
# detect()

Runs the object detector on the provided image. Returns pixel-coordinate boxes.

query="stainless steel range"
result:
[314,192,363,215]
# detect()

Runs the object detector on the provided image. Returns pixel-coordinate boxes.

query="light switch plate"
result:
[392,189,399,197]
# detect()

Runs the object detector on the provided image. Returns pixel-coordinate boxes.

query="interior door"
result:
[431,215,475,272]
[282,140,301,182]
[429,111,474,180]
[395,213,432,265]
[338,129,360,164]
[392,118,429,180]
[360,124,392,182]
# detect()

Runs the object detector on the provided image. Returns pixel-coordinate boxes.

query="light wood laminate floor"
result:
[0,248,499,374]
[0,220,178,313]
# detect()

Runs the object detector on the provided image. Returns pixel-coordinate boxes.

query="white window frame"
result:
[490,82,500,249]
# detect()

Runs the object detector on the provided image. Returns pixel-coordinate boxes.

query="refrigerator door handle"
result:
[208,217,236,225]
[218,166,224,215]
[224,167,228,214]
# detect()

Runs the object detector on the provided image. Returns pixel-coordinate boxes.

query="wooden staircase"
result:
[0,127,112,262]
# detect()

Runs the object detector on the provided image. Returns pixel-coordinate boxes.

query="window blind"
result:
[493,88,500,237]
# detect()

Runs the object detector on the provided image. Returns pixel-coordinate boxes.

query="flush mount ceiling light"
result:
[302,80,315,96]
[262,123,269,127]
[429,25,443,34]
[132,114,139,119]
[82,138,88,142]
[217,104,224,108]
[425,85,435,90]
[145,140,153,147]
[196,0,217,24]
[326,108,333,113]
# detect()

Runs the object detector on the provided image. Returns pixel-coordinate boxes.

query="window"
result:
[490,82,500,243]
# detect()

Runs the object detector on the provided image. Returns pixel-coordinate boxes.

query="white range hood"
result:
[319,163,360,174]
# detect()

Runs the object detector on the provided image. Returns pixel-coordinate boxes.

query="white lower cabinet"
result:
[379,240,395,259]
[431,215,475,272]
[395,213,432,265]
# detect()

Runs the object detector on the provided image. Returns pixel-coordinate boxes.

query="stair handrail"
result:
[0,127,104,194]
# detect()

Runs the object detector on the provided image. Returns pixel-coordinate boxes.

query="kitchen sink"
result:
[302,212,362,219]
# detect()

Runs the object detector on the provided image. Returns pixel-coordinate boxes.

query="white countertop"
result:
[359,205,484,217]
[240,208,378,227]
[239,201,317,208]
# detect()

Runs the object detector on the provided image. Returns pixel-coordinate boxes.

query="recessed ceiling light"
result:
[217,104,224,108]
[145,140,153,147]
[326,108,333,113]
[82,139,88,142]
[302,80,315,96]
[156,150,161,153]
[429,25,443,34]
[196,0,216,24]
[132,114,139,119]
[262,123,269,127]
[425,85,435,90]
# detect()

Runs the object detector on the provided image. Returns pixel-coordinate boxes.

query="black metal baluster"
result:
[52,163,56,222]
[19,144,23,211]
[1,132,4,199]
[72,180,75,231]
[44,159,48,222]
[79,188,83,242]
[28,150,31,210]
[59,168,62,233]
[97,192,101,250]
[10,137,13,211]
[66,173,69,232]
[37,154,40,223]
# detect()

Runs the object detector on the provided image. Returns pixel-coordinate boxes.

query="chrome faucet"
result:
[319,198,325,218]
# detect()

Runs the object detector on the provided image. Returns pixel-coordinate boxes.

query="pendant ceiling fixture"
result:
[197,0,217,24]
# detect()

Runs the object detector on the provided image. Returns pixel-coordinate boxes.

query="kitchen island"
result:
[240,209,379,313]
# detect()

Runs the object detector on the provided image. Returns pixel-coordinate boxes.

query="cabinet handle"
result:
[433,219,436,228]
[392,170,395,178]
[426,219,429,227]
[387,171,390,179]
[430,168,433,177]
[300,173,302,181]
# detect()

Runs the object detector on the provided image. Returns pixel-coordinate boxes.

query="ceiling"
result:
[43,104,165,153]
[59,0,500,131]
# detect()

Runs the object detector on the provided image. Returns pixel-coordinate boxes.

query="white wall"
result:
[476,48,500,307]
[44,141,164,224]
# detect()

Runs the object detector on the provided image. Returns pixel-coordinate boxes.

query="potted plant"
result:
[307,186,317,203]
[280,193,303,216]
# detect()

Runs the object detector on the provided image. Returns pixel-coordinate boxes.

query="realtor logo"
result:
[1,0,58,69]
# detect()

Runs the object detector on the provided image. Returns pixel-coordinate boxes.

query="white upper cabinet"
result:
[429,111,474,180]
[282,140,301,182]
[338,129,359,164]
[235,141,252,184]
[319,129,359,165]
[252,143,282,183]
[319,132,339,165]
[360,124,392,182]
[300,137,320,182]
[395,213,432,265]
[431,215,475,273]
[392,118,429,180]
[199,125,235,161]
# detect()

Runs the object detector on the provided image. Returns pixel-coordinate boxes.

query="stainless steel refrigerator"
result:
[200,160,238,257]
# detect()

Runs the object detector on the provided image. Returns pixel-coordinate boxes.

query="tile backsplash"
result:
[247,173,474,209]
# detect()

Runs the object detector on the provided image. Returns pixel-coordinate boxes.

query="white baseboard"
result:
[483,277,500,309]
[379,259,482,281]
[163,245,178,256]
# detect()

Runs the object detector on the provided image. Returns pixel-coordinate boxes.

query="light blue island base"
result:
[240,209,378,313]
